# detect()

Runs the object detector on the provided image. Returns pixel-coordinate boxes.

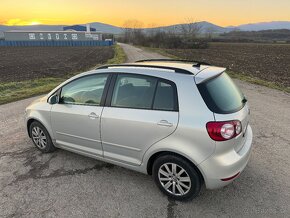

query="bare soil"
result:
[0,46,114,82]
[164,43,290,87]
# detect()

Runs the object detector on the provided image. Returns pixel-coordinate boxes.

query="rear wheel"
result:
[152,154,202,201]
[29,121,56,153]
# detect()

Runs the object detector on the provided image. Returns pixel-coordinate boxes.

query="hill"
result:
[234,21,290,31]
[219,29,290,42]
[1,21,290,36]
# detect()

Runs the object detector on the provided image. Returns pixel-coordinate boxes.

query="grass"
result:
[106,44,127,64]
[0,77,64,104]
[142,46,290,93]
[0,44,127,105]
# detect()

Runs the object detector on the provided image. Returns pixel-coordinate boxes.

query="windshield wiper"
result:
[242,97,248,104]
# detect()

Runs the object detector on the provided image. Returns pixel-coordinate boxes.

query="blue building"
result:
[63,25,96,32]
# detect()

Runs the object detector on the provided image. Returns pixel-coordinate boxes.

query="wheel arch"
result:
[27,117,50,138]
[146,151,204,183]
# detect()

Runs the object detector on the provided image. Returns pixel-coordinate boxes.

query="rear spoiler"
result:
[194,66,226,84]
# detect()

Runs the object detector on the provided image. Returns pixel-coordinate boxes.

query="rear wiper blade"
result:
[242,97,248,104]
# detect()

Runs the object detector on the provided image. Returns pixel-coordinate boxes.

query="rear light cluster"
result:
[206,120,242,141]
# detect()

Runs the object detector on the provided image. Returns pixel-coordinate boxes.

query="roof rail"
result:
[97,64,192,75]
[135,59,211,67]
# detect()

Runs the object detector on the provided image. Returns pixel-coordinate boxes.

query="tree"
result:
[179,18,202,38]
[146,23,159,36]
[205,26,215,40]
[122,19,144,43]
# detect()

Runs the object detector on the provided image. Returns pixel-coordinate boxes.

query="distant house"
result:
[63,25,96,32]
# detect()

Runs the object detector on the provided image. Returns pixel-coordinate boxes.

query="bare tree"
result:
[122,20,144,43]
[147,23,161,36]
[179,17,202,38]
[205,26,215,39]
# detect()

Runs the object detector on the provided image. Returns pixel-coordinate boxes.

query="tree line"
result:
[118,19,209,49]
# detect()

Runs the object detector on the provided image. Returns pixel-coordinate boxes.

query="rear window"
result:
[197,73,245,114]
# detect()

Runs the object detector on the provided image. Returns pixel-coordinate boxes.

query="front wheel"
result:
[29,121,56,153]
[152,154,202,201]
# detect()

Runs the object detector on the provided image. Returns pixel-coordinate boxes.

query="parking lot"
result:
[0,44,289,217]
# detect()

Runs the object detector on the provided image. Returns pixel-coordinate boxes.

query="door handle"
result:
[157,120,173,127]
[88,112,99,119]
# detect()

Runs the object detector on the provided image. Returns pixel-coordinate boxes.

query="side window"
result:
[111,74,157,109]
[60,74,108,105]
[153,81,176,111]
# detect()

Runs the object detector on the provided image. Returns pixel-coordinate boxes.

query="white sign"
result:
[27,32,82,41]
[29,33,36,40]
[71,34,78,40]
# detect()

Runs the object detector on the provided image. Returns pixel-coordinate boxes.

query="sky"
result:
[0,0,290,27]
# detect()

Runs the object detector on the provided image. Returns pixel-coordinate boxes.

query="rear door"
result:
[101,74,179,166]
[197,72,250,151]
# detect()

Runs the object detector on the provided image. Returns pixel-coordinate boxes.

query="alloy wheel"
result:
[31,126,47,149]
[158,163,191,196]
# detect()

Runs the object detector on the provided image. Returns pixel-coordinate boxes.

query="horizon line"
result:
[1,20,290,28]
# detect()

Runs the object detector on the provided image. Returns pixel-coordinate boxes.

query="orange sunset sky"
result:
[0,0,290,27]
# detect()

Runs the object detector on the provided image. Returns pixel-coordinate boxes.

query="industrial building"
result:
[0,24,113,47]
[4,31,102,41]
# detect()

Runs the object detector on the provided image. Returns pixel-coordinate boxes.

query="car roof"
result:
[47,60,226,97]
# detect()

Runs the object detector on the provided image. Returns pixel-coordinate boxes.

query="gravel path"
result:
[0,43,289,217]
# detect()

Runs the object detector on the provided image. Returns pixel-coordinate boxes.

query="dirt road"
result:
[0,43,289,217]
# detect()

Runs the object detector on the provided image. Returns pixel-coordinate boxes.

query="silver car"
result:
[25,60,253,200]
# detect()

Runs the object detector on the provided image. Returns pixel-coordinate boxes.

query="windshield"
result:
[197,73,245,114]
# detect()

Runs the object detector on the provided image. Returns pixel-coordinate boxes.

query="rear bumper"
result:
[198,125,253,189]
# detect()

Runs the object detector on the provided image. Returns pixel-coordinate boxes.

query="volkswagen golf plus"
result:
[25,59,253,200]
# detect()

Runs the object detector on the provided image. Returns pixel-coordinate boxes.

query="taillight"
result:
[206,120,242,141]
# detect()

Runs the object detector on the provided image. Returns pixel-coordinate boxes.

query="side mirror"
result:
[48,95,59,105]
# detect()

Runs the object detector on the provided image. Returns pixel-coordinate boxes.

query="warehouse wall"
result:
[0,40,114,46]
[4,31,102,41]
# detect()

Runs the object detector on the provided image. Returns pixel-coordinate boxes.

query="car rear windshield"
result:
[197,73,245,114]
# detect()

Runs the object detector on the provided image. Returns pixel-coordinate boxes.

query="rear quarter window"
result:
[197,73,245,114]
[153,81,176,111]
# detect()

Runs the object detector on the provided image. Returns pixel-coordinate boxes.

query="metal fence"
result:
[0,40,114,47]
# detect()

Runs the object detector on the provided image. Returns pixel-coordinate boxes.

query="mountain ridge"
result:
[1,21,290,35]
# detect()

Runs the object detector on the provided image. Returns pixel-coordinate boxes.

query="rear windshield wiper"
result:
[242,97,248,104]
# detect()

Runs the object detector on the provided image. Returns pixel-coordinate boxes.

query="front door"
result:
[51,73,109,157]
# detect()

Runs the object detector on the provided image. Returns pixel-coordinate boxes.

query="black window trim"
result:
[105,73,179,112]
[50,73,113,107]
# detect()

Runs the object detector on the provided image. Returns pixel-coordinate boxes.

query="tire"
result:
[152,154,202,201]
[29,121,56,153]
